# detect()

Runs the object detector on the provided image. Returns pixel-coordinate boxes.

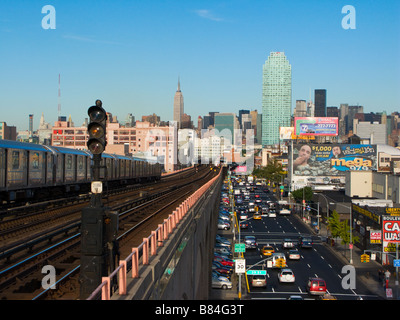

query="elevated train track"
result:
[0,165,220,300]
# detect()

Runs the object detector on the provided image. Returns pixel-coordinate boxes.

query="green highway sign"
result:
[234,243,246,253]
[247,270,267,275]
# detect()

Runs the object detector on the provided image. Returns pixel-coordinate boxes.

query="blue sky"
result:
[1,0,400,131]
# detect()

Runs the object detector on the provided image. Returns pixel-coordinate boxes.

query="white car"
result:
[278,269,295,283]
[239,213,248,220]
[282,239,294,249]
[288,249,301,260]
[268,210,276,217]
[217,220,230,230]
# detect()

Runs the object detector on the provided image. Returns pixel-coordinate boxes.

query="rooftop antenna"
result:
[58,74,61,119]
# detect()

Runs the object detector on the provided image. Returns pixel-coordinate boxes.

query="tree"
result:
[290,187,313,203]
[340,220,359,246]
[328,210,359,245]
[252,159,283,185]
[327,210,341,239]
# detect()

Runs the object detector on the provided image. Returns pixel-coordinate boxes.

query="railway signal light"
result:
[87,99,107,154]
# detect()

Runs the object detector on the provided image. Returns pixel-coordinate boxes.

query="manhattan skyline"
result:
[0,1,399,131]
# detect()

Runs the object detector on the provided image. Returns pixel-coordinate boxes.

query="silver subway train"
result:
[0,139,161,202]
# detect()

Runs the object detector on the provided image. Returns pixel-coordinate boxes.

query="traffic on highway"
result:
[212,176,382,300]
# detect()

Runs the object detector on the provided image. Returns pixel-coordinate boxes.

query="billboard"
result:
[279,127,294,140]
[294,117,338,136]
[382,216,400,243]
[280,127,315,141]
[292,144,377,177]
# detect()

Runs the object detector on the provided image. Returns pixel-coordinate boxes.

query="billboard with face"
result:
[292,144,377,177]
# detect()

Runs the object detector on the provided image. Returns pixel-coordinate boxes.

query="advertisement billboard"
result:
[294,117,338,136]
[382,216,400,243]
[292,144,377,177]
[279,127,294,140]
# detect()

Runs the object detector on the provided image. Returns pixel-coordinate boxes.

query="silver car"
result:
[212,276,232,290]
[251,275,267,288]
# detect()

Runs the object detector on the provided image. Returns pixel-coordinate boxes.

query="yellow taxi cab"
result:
[261,245,275,256]
[253,212,262,220]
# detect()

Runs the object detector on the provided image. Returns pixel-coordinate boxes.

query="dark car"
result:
[244,236,257,249]
[240,221,249,229]
[299,236,313,248]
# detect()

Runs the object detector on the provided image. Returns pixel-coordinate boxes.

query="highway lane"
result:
[237,190,380,300]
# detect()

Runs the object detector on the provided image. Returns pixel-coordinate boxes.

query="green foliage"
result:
[339,220,360,245]
[252,159,283,184]
[327,210,341,239]
[328,210,359,245]
[290,187,313,202]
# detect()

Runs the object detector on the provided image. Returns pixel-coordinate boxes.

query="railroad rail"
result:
[0,165,219,300]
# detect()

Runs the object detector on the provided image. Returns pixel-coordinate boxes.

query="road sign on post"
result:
[235,259,246,274]
[235,243,246,253]
[247,270,267,276]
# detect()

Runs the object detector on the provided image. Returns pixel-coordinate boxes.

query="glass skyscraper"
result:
[262,52,292,146]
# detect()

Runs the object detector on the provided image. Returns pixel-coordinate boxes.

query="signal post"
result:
[80,100,119,299]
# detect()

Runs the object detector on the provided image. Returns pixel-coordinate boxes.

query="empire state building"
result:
[173,78,184,129]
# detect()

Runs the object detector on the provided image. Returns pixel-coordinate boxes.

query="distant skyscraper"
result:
[173,78,184,129]
[314,89,326,117]
[295,100,307,117]
[214,113,239,144]
[262,52,292,146]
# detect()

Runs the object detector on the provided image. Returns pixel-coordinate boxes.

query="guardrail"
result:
[87,168,222,300]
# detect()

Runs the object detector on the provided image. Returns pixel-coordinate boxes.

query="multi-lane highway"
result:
[235,186,382,300]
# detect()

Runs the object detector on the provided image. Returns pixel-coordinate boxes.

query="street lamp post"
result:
[349,205,353,264]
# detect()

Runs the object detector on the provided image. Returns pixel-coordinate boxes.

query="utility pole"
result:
[79,100,118,299]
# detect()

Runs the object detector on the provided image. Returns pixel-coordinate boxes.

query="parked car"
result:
[212,275,232,290]
[214,256,234,267]
[214,248,232,258]
[212,261,232,273]
[278,269,295,283]
[307,277,327,295]
[218,214,230,221]
[215,238,231,247]
[218,220,230,230]
[212,265,232,278]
